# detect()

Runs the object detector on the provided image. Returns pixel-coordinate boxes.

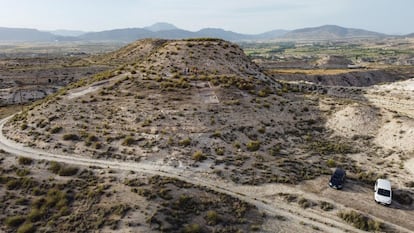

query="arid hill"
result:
[5,38,333,186]
[3,38,414,232]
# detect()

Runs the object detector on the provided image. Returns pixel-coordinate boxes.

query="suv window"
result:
[378,188,391,197]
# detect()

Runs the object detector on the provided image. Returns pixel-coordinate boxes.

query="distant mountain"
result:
[49,29,86,37]
[79,27,289,42]
[196,28,253,41]
[0,27,56,42]
[79,28,154,41]
[0,24,390,42]
[284,25,386,39]
[253,29,289,40]
[405,33,414,37]
[144,22,178,32]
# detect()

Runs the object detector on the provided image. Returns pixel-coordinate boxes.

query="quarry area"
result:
[1,37,414,233]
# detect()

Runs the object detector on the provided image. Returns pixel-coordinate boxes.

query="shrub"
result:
[326,158,336,168]
[20,124,28,130]
[6,179,22,190]
[205,210,218,225]
[320,201,334,211]
[179,138,192,147]
[17,223,35,233]
[27,208,45,222]
[246,140,261,152]
[45,188,69,209]
[269,145,281,156]
[50,126,63,134]
[257,90,269,97]
[16,169,30,177]
[122,136,136,146]
[5,215,25,228]
[93,142,102,149]
[48,161,62,174]
[48,161,78,176]
[258,127,266,134]
[62,134,79,141]
[192,151,206,162]
[214,147,225,156]
[184,223,201,233]
[18,157,33,166]
[211,130,221,138]
[338,210,384,231]
[298,198,313,209]
[85,134,99,146]
[58,167,78,176]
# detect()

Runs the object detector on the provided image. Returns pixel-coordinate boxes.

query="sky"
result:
[0,0,413,34]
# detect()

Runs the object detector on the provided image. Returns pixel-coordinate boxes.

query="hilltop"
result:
[4,38,330,187]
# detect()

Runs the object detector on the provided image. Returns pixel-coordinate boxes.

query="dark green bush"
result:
[18,157,33,166]
[5,215,25,227]
[17,223,36,233]
[48,161,62,174]
[122,136,135,146]
[62,133,79,141]
[58,167,78,176]
[50,126,63,134]
[320,201,334,211]
[48,161,78,176]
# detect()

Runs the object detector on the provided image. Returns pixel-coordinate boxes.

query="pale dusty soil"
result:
[234,176,414,232]
[0,116,378,233]
[326,77,414,184]
[326,103,381,138]
[2,115,414,233]
[406,158,414,176]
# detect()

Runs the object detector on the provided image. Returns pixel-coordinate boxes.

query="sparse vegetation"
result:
[338,210,384,232]
[246,140,261,152]
[122,136,135,146]
[62,133,79,141]
[192,150,206,162]
[50,126,63,134]
[48,161,78,176]
[179,138,192,147]
[319,201,334,211]
[326,158,336,168]
[18,157,33,166]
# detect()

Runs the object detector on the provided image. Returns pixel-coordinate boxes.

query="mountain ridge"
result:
[0,24,405,42]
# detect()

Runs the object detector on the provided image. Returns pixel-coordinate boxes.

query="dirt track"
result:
[0,115,412,233]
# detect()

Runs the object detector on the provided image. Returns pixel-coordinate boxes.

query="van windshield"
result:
[378,188,391,197]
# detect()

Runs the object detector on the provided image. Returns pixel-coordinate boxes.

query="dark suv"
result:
[329,168,346,190]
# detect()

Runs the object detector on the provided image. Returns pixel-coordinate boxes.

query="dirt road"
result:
[0,115,410,233]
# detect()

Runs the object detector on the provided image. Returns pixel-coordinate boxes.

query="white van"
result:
[374,179,392,205]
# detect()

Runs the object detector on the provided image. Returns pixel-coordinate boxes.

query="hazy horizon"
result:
[0,0,413,35]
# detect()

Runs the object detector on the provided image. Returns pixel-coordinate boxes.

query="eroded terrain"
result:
[1,38,414,232]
